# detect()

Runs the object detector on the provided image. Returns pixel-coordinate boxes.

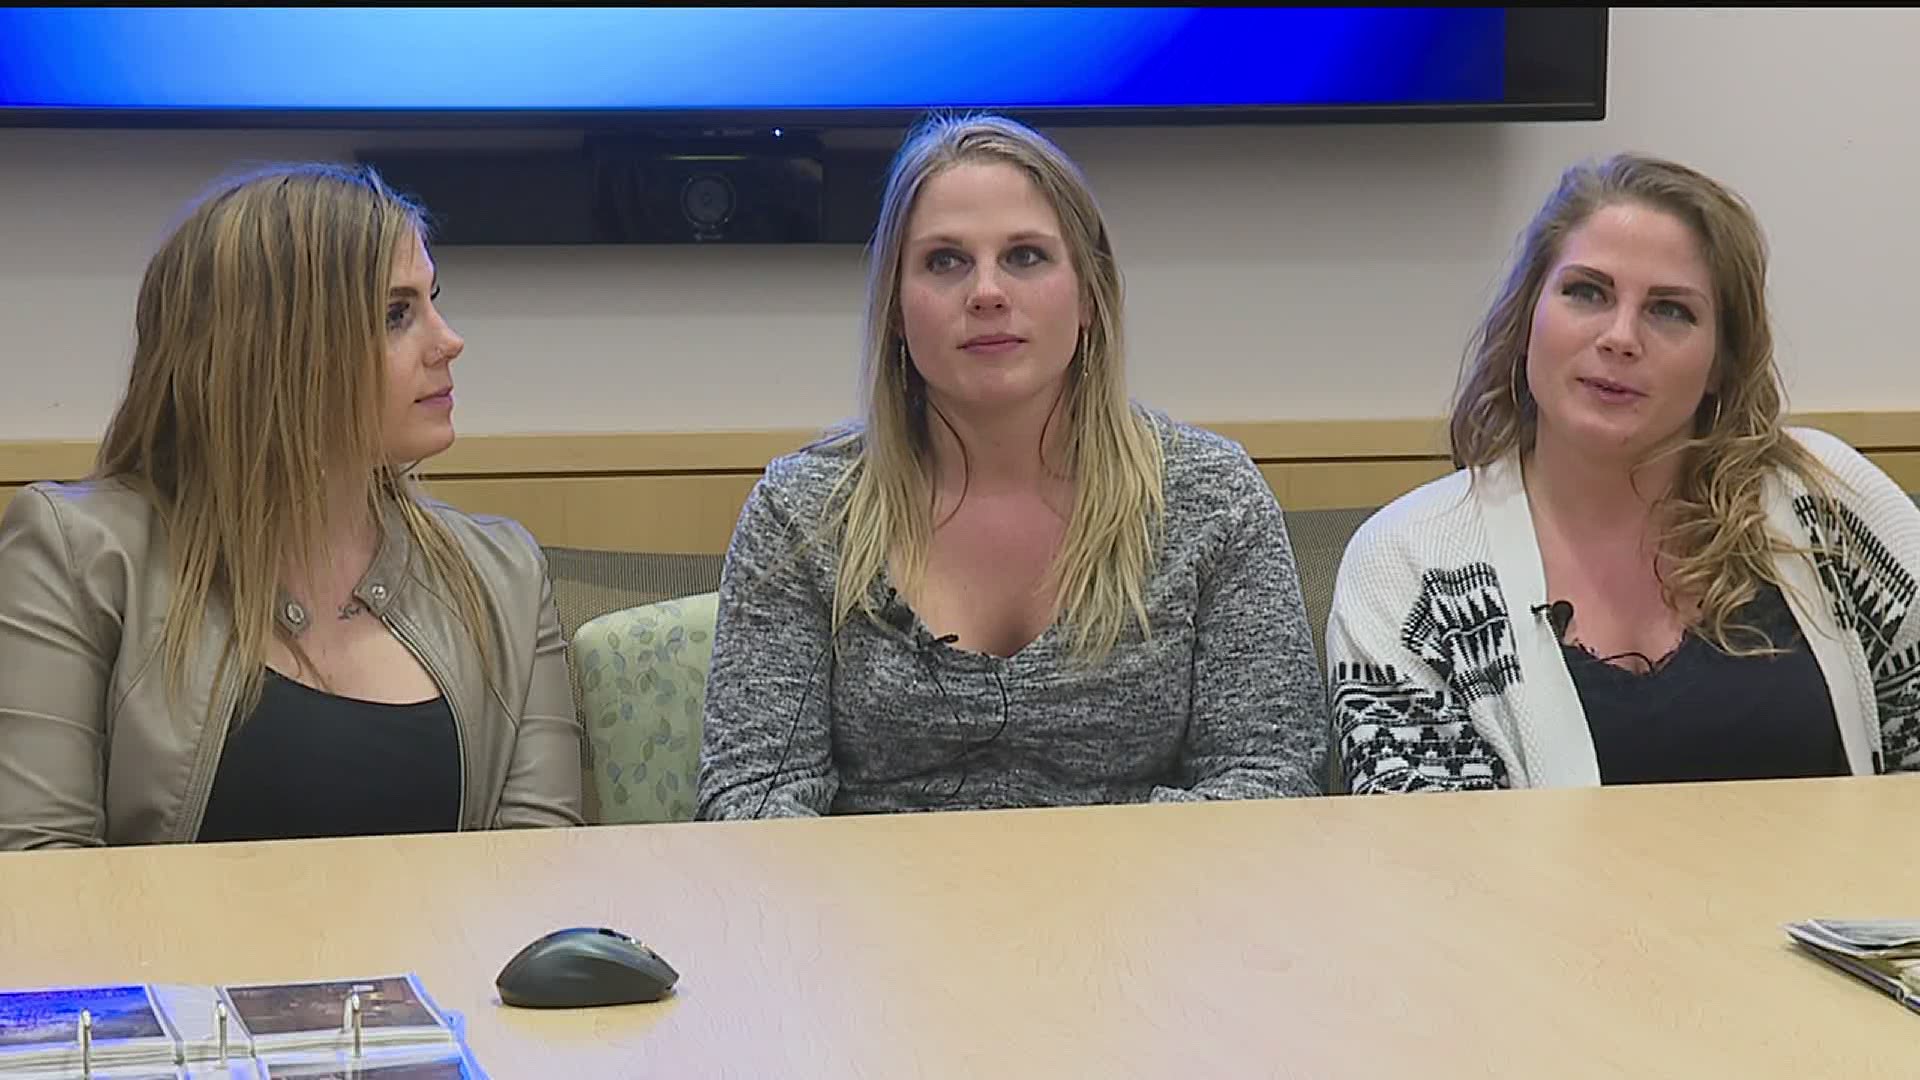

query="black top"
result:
[197,668,461,843]
[1565,581,1848,785]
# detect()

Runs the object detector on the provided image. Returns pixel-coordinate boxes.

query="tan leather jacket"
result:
[0,479,584,849]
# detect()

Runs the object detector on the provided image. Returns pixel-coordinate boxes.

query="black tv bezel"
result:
[0,8,1606,130]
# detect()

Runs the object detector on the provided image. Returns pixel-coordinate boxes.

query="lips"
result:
[1577,376,1644,398]
[961,334,1025,350]
[416,388,454,404]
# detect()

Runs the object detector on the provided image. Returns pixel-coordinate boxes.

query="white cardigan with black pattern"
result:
[1323,426,1920,793]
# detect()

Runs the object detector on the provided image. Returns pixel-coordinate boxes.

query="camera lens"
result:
[680,173,735,228]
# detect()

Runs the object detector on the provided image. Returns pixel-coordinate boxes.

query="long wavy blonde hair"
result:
[95,163,497,722]
[1450,152,1834,653]
[820,113,1165,662]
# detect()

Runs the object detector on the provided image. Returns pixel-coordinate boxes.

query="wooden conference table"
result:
[2,776,1917,1079]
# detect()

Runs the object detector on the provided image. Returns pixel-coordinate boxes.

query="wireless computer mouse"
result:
[496,926,680,1008]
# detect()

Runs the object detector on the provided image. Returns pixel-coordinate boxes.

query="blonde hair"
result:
[1449,152,1834,653]
[823,113,1165,662]
[96,162,497,721]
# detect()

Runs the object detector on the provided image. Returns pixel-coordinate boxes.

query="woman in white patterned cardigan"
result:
[1325,153,1920,793]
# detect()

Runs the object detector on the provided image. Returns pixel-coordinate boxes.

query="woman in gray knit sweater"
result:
[696,114,1326,819]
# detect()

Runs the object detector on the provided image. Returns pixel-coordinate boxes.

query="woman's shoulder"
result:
[1,477,160,555]
[1122,415,1273,548]
[767,426,864,478]
[1776,425,1917,536]
[0,480,159,623]
[1154,414,1257,473]
[753,426,866,516]
[413,495,545,576]
[1781,425,1883,481]
[1140,411,1262,497]
[1338,466,1483,574]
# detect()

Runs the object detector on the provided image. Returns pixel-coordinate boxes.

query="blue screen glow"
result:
[0,7,1504,114]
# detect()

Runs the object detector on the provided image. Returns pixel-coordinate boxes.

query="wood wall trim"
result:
[3,411,1912,485]
[423,429,817,477]
[0,440,98,484]
[4,413,1919,554]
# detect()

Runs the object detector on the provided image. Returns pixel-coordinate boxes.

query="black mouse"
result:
[496,927,680,1008]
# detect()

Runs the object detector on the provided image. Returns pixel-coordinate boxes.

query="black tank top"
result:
[1566,581,1848,785]
[197,668,461,842]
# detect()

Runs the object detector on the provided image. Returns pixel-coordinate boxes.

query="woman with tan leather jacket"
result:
[0,163,584,849]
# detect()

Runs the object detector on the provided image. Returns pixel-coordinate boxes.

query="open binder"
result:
[0,973,485,1078]
[1785,918,1920,1015]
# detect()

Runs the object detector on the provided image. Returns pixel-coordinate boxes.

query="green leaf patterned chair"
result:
[569,591,718,824]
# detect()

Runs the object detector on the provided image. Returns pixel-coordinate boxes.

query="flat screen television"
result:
[0,6,1607,129]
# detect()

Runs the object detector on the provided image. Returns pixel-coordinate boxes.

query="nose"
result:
[1596,304,1642,360]
[435,318,465,366]
[967,264,1009,315]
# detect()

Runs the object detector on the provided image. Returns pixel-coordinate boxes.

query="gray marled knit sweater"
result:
[696,414,1328,819]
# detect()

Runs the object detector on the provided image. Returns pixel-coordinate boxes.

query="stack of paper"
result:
[1785,918,1920,1015]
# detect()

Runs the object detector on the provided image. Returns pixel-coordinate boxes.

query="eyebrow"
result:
[1562,264,1708,302]
[386,278,439,299]
[911,230,1061,247]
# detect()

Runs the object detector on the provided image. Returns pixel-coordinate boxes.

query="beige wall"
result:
[2,8,1917,440]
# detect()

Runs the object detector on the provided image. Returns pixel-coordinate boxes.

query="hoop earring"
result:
[1072,325,1090,380]
[1702,393,1724,433]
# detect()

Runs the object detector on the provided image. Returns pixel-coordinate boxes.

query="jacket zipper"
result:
[385,610,471,829]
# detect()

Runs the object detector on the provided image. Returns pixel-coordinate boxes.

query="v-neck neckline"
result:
[872,568,1063,668]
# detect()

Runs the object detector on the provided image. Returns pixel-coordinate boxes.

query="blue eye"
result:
[924,249,965,274]
[1004,245,1048,269]
[1562,281,1605,304]
[386,302,410,331]
[1650,299,1697,324]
